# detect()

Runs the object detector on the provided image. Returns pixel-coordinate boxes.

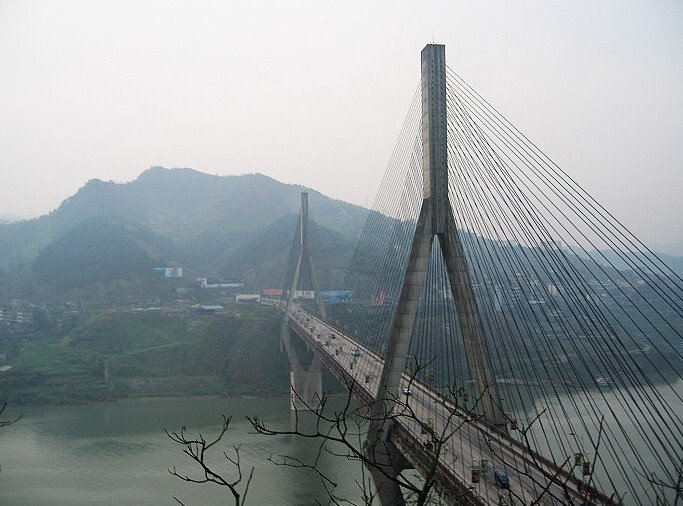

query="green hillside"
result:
[0,305,291,405]
[0,167,368,274]
[32,218,168,290]
[220,214,356,290]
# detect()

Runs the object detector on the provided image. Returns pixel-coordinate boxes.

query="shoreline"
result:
[3,389,289,409]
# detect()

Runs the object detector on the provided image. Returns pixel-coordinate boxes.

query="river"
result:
[0,395,363,505]
[1,382,680,505]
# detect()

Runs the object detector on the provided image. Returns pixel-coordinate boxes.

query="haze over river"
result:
[1,382,680,504]
[0,395,362,505]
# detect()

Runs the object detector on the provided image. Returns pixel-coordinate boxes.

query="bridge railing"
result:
[282,303,617,505]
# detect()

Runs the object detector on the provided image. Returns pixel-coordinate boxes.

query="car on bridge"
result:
[494,470,510,489]
[471,462,480,483]
[351,348,361,357]
[402,387,412,396]
[421,417,434,435]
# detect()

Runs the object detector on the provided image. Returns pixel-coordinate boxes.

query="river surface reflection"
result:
[0,395,362,505]
[2,381,680,504]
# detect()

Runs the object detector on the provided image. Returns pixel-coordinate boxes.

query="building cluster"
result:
[0,300,82,340]
[0,301,33,324]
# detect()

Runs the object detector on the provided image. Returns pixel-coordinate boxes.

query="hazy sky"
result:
[0,0,681,243]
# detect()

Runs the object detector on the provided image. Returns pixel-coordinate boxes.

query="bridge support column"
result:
[290,367,322,411]
[368,43,507,437]
[364,42,507,504]
[363,436,411,505]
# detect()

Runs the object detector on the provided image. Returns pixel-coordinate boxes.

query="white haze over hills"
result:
[0,214,24,224]
[648,241,683,258]
[2,167,682,276]
[0,1,681,245]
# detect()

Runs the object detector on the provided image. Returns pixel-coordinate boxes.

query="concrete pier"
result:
[290,368,322,411]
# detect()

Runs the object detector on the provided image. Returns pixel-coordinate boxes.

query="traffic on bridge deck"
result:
[282,302,615,505]
[276,42,683,506]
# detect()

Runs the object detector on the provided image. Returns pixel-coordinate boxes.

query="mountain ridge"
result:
[0,167,369,275]
[1,166,681,301]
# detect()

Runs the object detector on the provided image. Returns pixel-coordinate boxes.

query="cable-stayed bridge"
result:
[280,301,616,505]
[277,44,683,505]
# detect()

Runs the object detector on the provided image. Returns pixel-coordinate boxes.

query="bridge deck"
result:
[283,303,615,505]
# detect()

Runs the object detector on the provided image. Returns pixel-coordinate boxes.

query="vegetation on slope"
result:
[0,167,369,274]
[0,305,290,405]
[32,218,163,290]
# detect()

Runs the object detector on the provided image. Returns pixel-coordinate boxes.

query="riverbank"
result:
[0,379,287,407]
[0,307,292,407]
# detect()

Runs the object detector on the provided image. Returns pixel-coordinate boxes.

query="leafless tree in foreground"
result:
[166,415,254,506]
[166,358,493,505]
[0,401,21,429]
[0,401,21,472]
[166,360,615,505]
[636,459,683,505]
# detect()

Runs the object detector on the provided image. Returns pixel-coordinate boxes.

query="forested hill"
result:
[0,167,368,276]
[1,166,680,301]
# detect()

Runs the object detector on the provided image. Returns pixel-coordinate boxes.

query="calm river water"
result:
[1,382,680,505]
[0,395,363,505]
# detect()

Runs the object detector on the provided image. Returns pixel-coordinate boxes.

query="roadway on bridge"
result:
[287,304,610,505]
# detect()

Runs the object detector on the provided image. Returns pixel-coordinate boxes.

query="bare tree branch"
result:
[166,351,617,506]
[0,401,22,429]
[166,415,254,506]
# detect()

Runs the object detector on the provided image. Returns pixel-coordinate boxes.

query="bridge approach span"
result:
[279,302,615,506]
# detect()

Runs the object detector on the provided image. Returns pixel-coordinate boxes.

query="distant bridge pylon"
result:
[280,192,326,410]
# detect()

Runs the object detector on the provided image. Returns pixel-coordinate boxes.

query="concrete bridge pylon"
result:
[365,43,507,505]
[280,192,327,410]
